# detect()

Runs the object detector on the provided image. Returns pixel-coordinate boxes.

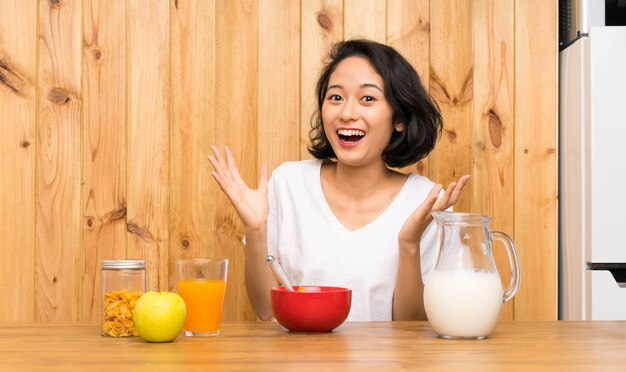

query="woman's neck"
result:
[319,159,408,231]
[325,160,397,199]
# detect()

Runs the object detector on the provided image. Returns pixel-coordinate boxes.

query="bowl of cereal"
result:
[270,286,352,332]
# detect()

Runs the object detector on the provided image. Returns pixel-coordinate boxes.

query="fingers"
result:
[208,146,239,199]
[435,181,458,208]
[406,184,442,233]
[418,184,443,215]
[207,148,225,183]
[207,145,269,192]
[225,146,237,168]
[433,174,471,210]
[207,146,226,175]
[224,146,242,179]
[208,158,233,197]
[447,175,470,205]
[209,145,240,184]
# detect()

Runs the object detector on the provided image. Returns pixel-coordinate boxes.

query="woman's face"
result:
[321,56,401,168]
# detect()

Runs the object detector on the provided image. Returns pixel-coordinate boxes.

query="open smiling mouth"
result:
[337,128,365,143]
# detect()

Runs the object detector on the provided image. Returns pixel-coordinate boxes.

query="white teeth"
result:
[337,129,365,137]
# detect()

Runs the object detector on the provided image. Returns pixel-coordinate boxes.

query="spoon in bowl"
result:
[265,255,294,291]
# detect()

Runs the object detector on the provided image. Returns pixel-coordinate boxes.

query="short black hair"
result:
[307,39,443,168]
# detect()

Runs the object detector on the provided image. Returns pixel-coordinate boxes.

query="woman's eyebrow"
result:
[327,83,383,92]
[361,83,383,92]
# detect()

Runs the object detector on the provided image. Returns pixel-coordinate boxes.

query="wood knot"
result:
[127,222,156,243]
[488,109,503,148]
[86,218,94,228]
[52,276,58,283]
[49,0,60,7]
[106,206,126,222]
[215,211,244,241]
[181,239,190,248]
[524,149,529,154]
[0,60,27,95]
[460,68,473,104]
[430,67,473,105]
[48,88,70,104]
[21,141,30,148]
[93,48,103,60]
[418,18,430,32]
[317,13,333,31]
[445,129,457,141]
[429,68,450,103]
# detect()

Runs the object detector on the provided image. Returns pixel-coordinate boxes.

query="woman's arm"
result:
[393,239,427,320]
[208,146,277,320]
[242,226,277,320]
[393,175,470,320]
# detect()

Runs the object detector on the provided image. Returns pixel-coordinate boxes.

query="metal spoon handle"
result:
[265,255,294,291]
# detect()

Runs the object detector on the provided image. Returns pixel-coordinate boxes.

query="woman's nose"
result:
[339,99,359,121]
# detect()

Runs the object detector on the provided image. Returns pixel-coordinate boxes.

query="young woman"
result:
[208,39,469,321]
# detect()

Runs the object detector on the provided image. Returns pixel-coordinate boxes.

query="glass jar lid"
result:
[101,259,146,269]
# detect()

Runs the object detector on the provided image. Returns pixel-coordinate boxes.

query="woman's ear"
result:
[394,122,404,132]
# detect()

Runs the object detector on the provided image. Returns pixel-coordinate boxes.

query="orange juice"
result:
[177,279,226,333]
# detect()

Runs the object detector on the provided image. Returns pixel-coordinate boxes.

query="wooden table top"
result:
[1,321,625,371]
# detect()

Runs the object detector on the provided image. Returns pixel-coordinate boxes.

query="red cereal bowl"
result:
[270,286,352,332]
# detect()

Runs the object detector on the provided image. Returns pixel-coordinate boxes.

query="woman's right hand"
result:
[208,145,269,231]
[209,146,276,320]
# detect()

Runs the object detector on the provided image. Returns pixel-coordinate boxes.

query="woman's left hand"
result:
[398,175,471,249]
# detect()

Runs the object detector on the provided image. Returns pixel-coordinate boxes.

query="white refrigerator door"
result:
[586,26,626,264]
[586,270,626,320]
[560,26,626,320]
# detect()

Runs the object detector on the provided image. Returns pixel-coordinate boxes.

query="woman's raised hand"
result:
[208,146,269,231]
[398,175,471,248]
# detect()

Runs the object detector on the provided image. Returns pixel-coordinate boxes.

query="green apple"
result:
[133,291,187,343]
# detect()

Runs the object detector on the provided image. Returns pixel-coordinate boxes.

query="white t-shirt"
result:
[267,159,438,321]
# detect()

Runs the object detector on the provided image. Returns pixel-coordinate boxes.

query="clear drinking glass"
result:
[176,258,228,337]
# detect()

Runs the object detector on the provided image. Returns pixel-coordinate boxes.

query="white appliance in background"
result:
[559,0,626,320]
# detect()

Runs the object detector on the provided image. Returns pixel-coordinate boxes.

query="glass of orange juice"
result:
[176,258,228,337]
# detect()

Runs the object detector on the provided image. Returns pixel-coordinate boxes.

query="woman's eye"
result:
[361,96,375,102]
[328,94,342,101]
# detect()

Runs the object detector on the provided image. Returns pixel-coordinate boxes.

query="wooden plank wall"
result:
[0,0,557,322]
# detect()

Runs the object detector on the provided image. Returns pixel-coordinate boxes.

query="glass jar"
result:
[101,259,146,337]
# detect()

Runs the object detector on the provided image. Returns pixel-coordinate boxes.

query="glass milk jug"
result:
[424,212,520,339]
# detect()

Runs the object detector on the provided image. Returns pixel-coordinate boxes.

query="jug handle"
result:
[493,231,521,302]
